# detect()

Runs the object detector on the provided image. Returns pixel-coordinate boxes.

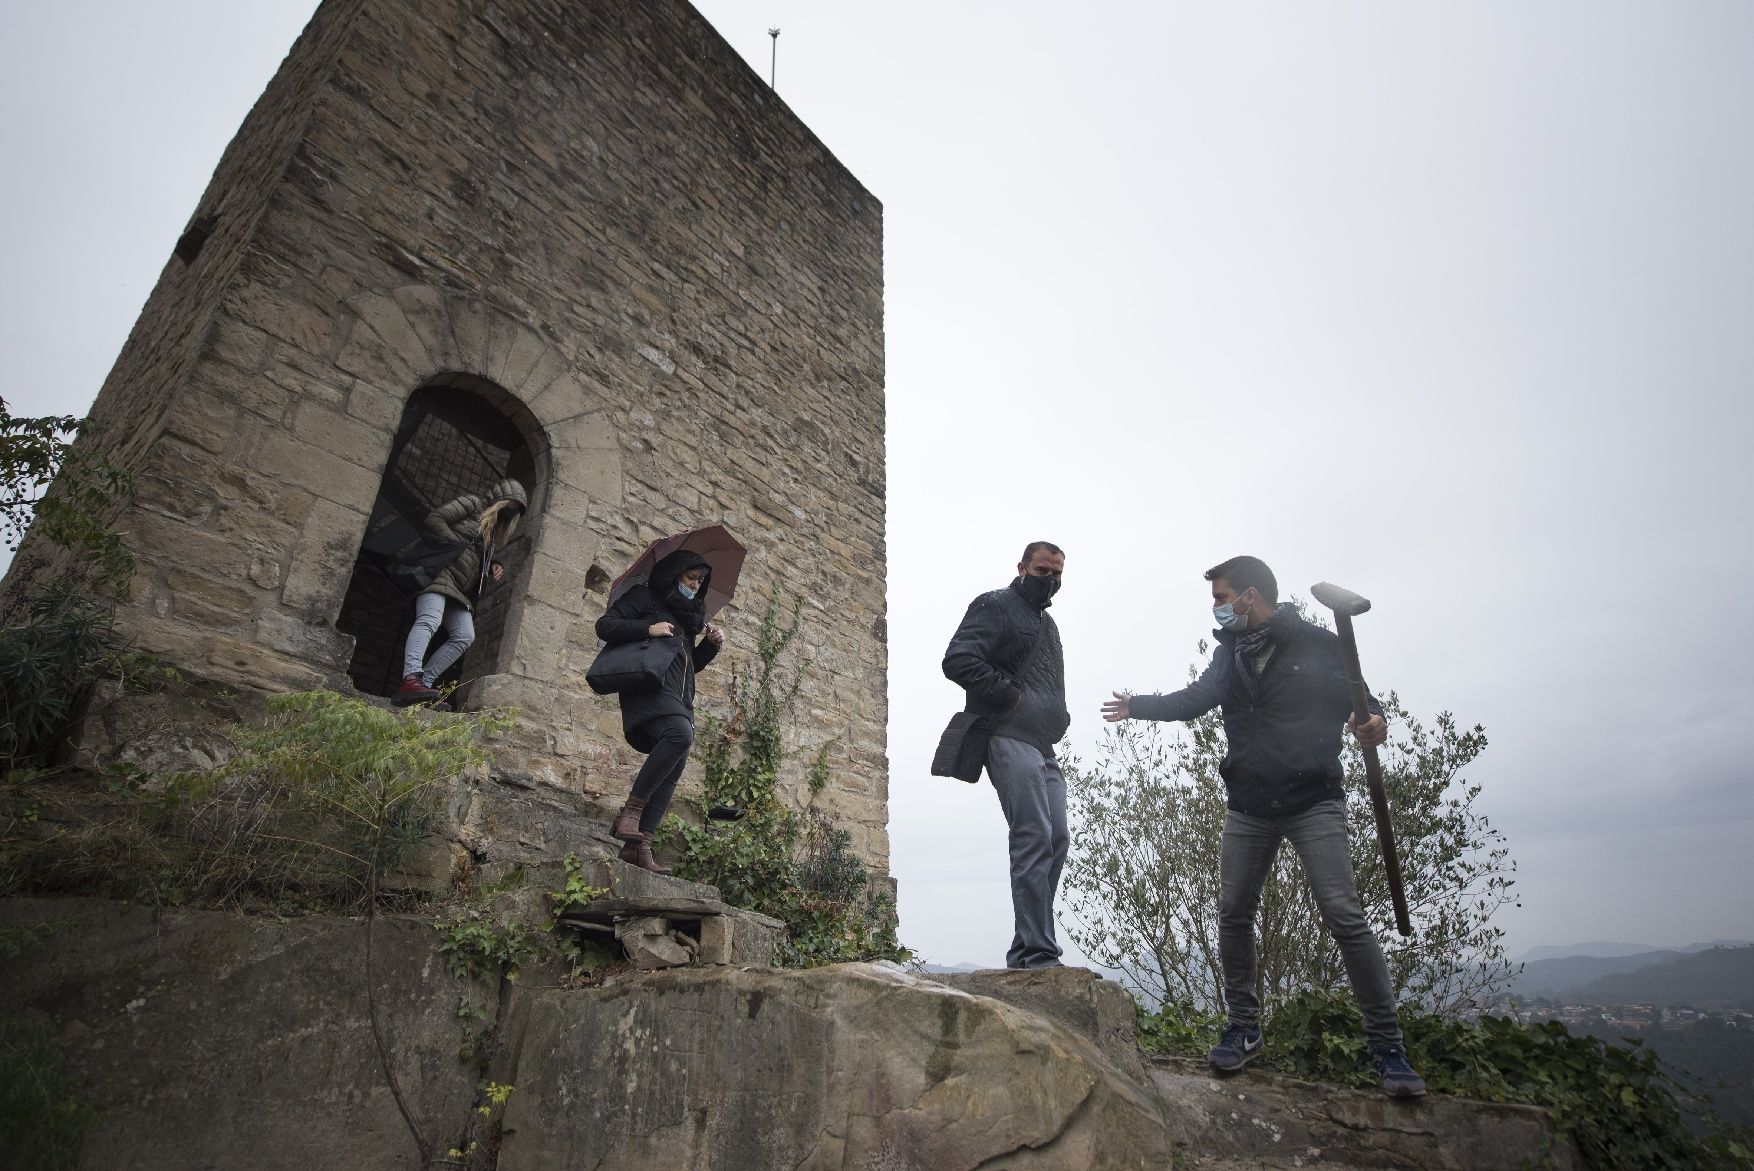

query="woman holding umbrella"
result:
[598,546,727,873]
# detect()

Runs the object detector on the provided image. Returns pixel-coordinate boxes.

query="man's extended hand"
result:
[1101,691,1131,723]
[704,623,725,647]
[1347,713,1388,748]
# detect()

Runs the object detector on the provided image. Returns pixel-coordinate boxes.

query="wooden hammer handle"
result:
[1333,612,1413,937]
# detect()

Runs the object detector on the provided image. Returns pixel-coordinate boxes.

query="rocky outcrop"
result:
[2,897,1579,1170]
[0,897,490,1171]
[495,963,1172,1170]
[1149,1055,1581,1170]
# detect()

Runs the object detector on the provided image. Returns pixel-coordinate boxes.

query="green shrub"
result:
[1,399,145,770]
[0,1013,101,1171]
[1,692,513,915]
[1145,987,1753,1170]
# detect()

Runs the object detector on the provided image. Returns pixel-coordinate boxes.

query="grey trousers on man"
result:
[987,735,1069,969]
[1218,797,1404,1047]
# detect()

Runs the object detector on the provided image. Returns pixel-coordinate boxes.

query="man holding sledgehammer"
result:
[1100,555,1426,1099]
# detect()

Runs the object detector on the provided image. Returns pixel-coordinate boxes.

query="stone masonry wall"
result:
[14,0,890,871]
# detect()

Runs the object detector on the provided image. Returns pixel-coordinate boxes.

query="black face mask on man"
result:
[1016,574,1061,607]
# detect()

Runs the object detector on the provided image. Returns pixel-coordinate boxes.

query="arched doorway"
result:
[336,377,544,698]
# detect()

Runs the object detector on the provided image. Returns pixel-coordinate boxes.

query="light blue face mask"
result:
[1213,593,1250,632]
[677,581,699,600]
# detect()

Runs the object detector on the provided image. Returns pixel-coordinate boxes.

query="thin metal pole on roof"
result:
[769,28,780,90]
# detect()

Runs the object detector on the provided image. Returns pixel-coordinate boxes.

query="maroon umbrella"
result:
[608,524,746,620]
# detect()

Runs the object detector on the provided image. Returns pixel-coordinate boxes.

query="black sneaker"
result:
[1373,1043,1427,1099]
[1207,1023,1264,1072]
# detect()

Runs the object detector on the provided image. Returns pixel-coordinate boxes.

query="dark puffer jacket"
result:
[1128,606,1384,817]
[420,478,528,611]
[941,578,1070,753]
[594,548,720,753]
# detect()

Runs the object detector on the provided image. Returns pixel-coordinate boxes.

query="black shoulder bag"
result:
[930,618,1053,784]
[381,535,469,595]
[586,635,683,695]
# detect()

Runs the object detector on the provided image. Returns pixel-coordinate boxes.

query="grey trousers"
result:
[1218,797,1404,1047]
[402,592,475,684]
[987,735,1069,969]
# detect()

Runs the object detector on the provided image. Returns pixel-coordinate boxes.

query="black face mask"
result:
[1016,574,1061,607]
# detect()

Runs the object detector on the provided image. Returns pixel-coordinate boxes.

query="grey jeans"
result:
[1219,797,1403,1048]
[402,592,475,684]
[987,735,1069,969]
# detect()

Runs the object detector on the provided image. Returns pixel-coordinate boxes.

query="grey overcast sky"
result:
[4,2,1751,966]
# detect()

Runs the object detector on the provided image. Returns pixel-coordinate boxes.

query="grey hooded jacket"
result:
[419,477,528,610]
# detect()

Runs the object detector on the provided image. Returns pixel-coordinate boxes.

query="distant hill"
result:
[1563,945,1754,1010]
[1510,950,1686,1000]
[1519,941,1668,961]
[1517,939,1749,962]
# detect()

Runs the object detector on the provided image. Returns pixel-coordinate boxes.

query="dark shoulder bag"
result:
[586,636,682,695]
[930,617,1053,783]
[382,535,469,595]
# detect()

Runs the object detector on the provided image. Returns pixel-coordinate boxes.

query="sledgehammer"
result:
[1311,581,1412,937]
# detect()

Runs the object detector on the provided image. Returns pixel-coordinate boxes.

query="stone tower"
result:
[13,0,888,870]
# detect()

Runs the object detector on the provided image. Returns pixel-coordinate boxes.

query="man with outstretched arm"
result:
[1100,555,1426,1099]
[943,541,1071,969]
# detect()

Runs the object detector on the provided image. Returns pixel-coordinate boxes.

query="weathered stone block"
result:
[614,916,695,969]
[292,401,394,471]
[391,284,461,368]
[0,898,489,1171]
[207,636,331,691]
[352,293,438,382]
[254,431,380,508]
[498,964,1172,1170]
[519,552,589,615]
[280,497,371,615]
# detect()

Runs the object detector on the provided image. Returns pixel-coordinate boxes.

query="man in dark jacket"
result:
[1101,555,1426,1099]
[943,541,1071,969]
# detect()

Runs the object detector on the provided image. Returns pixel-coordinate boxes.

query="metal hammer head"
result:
[1311,581,1372,617]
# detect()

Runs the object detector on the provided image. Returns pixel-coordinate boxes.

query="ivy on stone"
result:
[660,591,906,968]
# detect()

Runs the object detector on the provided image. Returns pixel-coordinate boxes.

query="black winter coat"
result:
[942,579,1070,753]
[1128,607,1383,817]
[594,550,719,753]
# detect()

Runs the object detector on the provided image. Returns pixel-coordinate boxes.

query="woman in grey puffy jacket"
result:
[392,477,527,706]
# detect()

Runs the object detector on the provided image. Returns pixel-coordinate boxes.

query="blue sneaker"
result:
[1373,1043,1427,1099]
[1207,1023,1264,1072]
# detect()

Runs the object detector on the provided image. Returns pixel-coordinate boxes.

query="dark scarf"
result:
[1232,604,1293,698]
[648,549,709,639]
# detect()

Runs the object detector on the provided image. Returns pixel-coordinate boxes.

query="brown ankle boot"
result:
[611,796,647,842]
[623,833,672,875]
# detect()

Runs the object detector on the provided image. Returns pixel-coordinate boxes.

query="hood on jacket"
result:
[649,548,711,599]
[648,548,710,636]
[488,478,528,509]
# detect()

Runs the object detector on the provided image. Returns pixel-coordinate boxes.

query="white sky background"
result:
[4,2,1751,965]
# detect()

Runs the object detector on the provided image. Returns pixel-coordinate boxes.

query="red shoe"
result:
[391,674,440,707]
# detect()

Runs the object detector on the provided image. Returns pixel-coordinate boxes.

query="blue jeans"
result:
[987,736,1069,969]
[402,592,475,684]
[1219,797,1403,1047]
